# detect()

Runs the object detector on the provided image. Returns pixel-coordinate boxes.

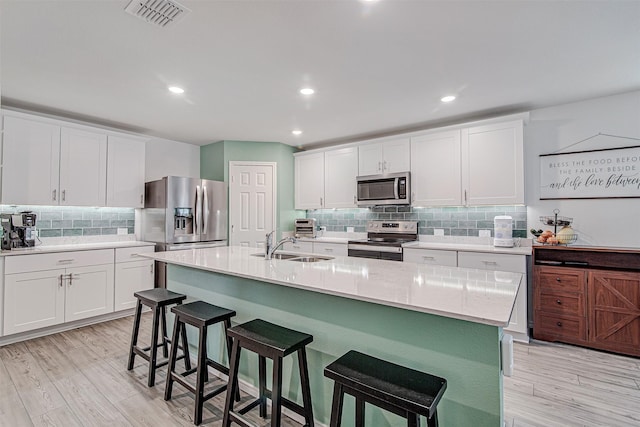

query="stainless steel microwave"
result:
[356,172,410,206]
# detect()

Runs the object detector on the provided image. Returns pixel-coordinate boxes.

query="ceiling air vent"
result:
[124,0,190,28]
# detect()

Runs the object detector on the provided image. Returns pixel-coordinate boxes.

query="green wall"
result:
[201,140,301,236]
[168,265,504,426]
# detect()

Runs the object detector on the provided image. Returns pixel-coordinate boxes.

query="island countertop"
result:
[140,246,522,327]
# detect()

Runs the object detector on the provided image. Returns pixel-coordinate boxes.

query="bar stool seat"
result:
[222,319,315,427]
[127,288,191,387]
[164,301,237,426]
[324,350,447,427]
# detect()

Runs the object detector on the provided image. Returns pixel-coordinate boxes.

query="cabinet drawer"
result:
[458,251,526,273]
[536,292,585,316]
[537,268,585,293]
[282,241,313,254]
[403,248,457,267]
[313,242,347,257]
[534,312,587,342]
[5,249,114,274]
[115,245,155,263]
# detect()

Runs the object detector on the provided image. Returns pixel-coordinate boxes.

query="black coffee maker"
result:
[1,212,37,250]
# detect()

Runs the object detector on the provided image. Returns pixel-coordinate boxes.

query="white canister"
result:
[493,215,514,247]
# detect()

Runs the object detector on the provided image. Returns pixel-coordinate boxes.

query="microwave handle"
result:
[394,177,399,199]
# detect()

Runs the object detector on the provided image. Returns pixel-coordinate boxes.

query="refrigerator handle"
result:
[203,185,209,235]
[195,185,201,234]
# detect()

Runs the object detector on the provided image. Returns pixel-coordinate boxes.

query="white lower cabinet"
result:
[282,241,314,253]
[114,246,155,311]
[403,248,457,266]
[3,249,115,336]
[313,242,348,257]
[457,251,528,341]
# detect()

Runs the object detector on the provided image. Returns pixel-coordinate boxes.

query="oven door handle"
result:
[348,244,403,253]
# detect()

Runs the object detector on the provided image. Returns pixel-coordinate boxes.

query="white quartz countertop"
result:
[0,240,155,256]
[403,241,532,255]
[139,246,522,327]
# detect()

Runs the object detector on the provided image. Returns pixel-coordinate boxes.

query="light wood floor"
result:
[1,313,639,426]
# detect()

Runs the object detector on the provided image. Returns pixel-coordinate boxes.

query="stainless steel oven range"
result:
[348,220,418,261]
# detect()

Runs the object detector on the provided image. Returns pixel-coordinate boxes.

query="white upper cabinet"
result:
[461,119,524,205]
[2,116,61,205]
[107,136,146,207]
[411,130,462,206]
[59,127,107,206]
[324,147,358,208]
[295,152,325,209]
[358,138,410,176]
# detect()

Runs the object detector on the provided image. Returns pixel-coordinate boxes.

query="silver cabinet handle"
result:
[68,273,73,286]
[464,190,468,205]
[150,264,154,274]
[57,259,74,264]
[140,194,143,205]
[353,195,356,204]
[53,189,57,201]
[482,261,498,265]
[62,190,66,202]
[320,197,323,206]
[324,248,333,252]
[378,161,382,172]
[422,256,435,260]
[383,160,388,171]
[59,274,64,288]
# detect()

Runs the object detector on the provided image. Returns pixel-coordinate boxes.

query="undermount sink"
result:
[288,256,333,262]
[251,253,333,262]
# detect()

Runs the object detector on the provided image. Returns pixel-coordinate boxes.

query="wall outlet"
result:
[117,227,128,235]
[434,229,444,236]
[479,229,491,237]
[346,226,355,233]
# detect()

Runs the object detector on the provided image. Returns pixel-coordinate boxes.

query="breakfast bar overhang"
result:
[141,246,522,426]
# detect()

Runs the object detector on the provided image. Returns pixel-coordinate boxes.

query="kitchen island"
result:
[140,246,522,426]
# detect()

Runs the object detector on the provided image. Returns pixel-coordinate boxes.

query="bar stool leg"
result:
[148,305,161,387]
[164,316,182,401]
[329,383,344,427]
[127,299,143,370]
[160,305,169,358]
[407,412,420,427]
[258,355,267,418]
[180,320,192,371]
[194,325,208,425]
[222,339,242,427]
[427,411,438,427]
[224,319,241,402]
[270,356,283,427]
[355,397,365,427]
[297,348,315,427]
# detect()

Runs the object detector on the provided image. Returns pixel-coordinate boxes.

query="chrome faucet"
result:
[265,230,296,260]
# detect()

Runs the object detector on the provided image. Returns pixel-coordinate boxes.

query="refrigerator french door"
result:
[142,176,228,287]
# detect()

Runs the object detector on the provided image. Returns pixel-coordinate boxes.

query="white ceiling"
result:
[1,0,639,148]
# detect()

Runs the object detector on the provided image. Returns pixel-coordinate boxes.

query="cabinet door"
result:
[382,138,410,173]
[294,152,325,209]
[358,143,383,176]
[324,147,358,208]
[411,130,462,206]
[4,269,66,335]
[114,260,154,311]
[313,242,348,257]
[461,120,524,205]
[1,115,60,205]
[59,127,107,206]
[588,270,640,356]
[64,264,114,322]
[282,241,313,253]
[107,136,146,207]
[403,248,457,266]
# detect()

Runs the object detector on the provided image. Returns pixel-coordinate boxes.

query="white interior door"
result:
[229,162,276,248]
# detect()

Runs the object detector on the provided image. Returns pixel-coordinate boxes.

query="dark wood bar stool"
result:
[324,350,447,427]
[127,288,191,387]
[164,301,238,426]
[222,319,315,427]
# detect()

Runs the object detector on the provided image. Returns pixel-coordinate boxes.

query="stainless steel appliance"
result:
[356,172,410,206]
[348,220,418,261]
[294,218,317,238]
[1,212,37,249]
[142,176,228,287]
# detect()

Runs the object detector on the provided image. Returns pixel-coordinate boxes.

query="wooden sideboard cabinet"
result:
[533,246,640,357]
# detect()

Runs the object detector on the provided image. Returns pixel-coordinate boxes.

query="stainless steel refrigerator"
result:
[142,176,228,287]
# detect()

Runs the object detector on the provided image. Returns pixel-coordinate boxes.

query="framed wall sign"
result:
[540,145,640,199]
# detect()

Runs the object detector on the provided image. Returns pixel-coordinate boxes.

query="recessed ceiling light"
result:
[292,130,303,136]
[168,86,185,94]
[300,88,315,95]
[441,95,456,103]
